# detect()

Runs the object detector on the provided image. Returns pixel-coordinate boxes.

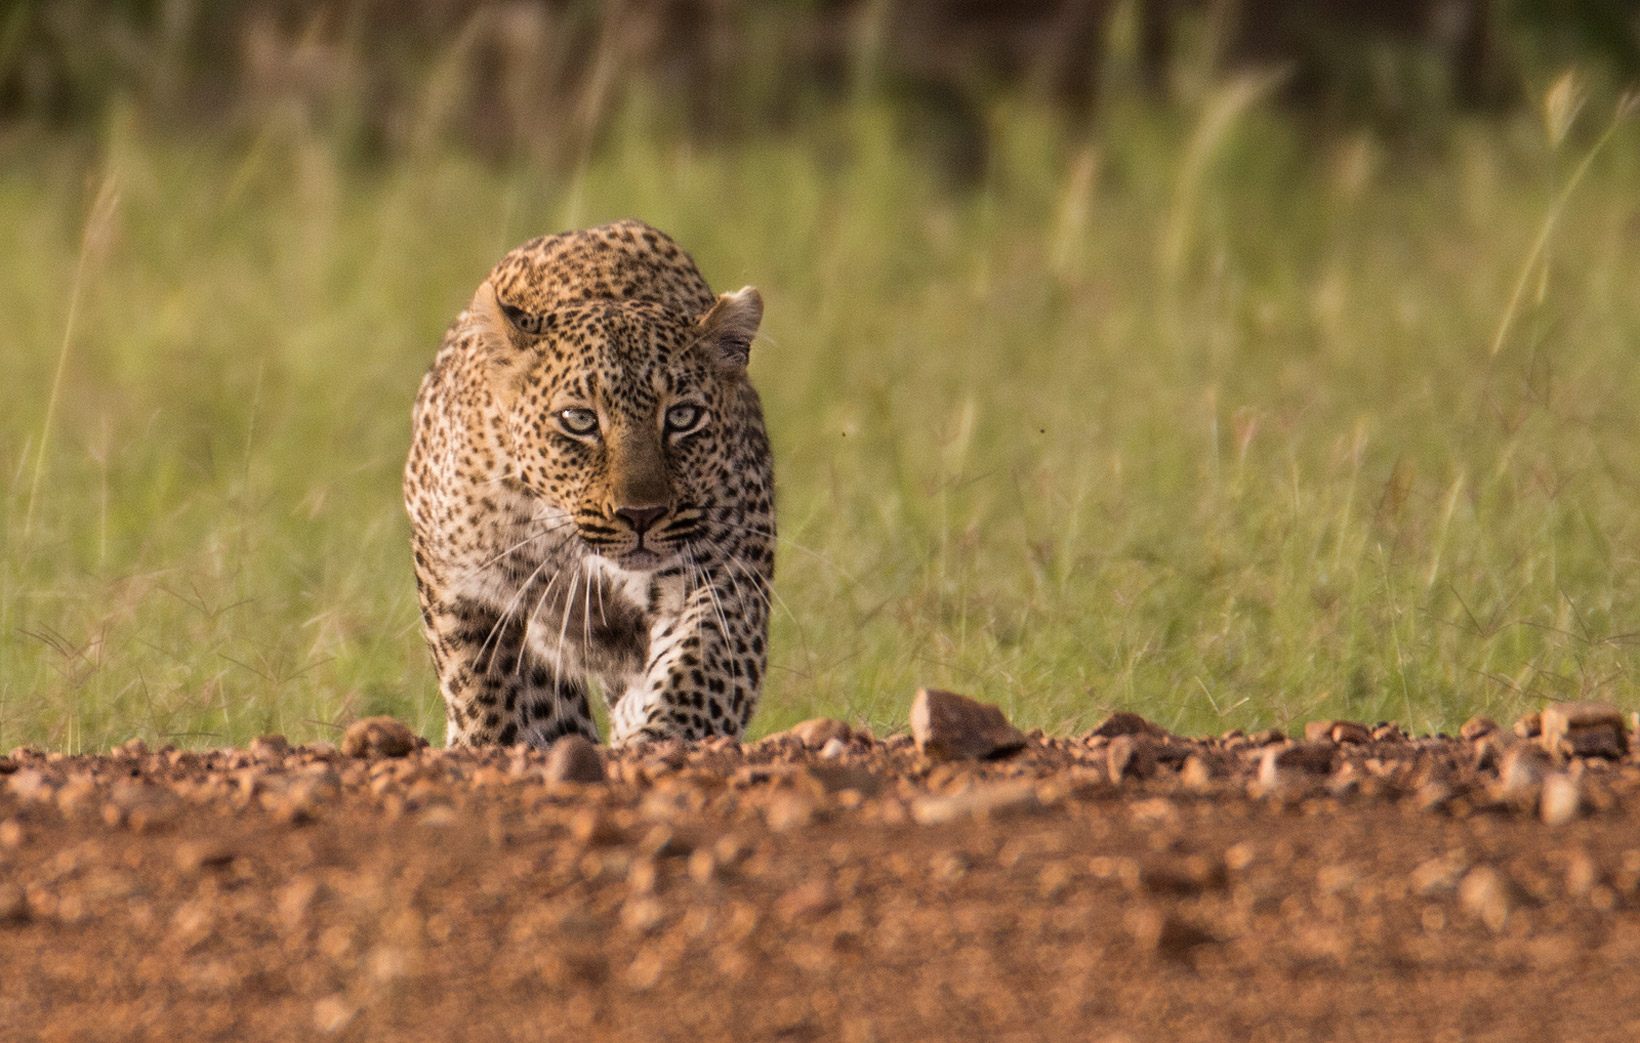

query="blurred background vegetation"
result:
[2,0,1639,750]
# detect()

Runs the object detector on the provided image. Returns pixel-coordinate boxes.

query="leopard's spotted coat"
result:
[404,220,773,747]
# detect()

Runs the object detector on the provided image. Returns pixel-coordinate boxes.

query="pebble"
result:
[1089,712,1170,740]
[175,840,236,872]
[1126,908,1217,960]
[1496,746,1551,800]
[1137,855,1228,895]
[1107,735,1157,783]
[1459,866,1519,932]
[340,717,422,759]
[1540,773,1581,826]
[910,780,1039,825]
[1539,701,1629,761]
[7,770,53,803]
[909,688,1027,762]
[1460,716,1499,741]
[818,737,848,760]
[544,735,607,785]
[1514,712,1542,739]
[1331,722,1373,744]
[249,734,292,761]
[0,883,30,926]
[1180,755,1214,790]
[787,718,854,750]
[569,808,624,847]
[1272,741,1336,774]
[1303,721,1338,742]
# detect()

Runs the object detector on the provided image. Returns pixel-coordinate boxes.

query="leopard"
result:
[403,219,774,748]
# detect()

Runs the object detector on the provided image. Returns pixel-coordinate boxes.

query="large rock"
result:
[909,688,1027,762]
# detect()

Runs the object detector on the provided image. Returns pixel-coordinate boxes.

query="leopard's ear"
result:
[696,286,763,371]
[472,281,544,406]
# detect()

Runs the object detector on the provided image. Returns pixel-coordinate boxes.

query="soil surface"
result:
[3,712,1639,1042]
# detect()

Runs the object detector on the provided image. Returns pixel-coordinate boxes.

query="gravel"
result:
[3,702,1640,1040]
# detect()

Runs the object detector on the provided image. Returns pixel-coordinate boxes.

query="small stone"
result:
[687,848,718,884]
[764,793,817,831]
[1273,741,1336,774]
[1137,855,1228,895]
[817,737,848,760]
[1514,712,1542,739]
[909,688,1027,762]
[1371,722,1405,742]
[1107,735,1157,783]
[175,841,236,872]
[1180,756,1214,790]
[0,883,29,926]
[313,996,356,1034]
[340,717,422,758]
[1248,728,1287,746]
[1330,722,1373,744]
[1304,720,1339,742]
[1414,781,1453,812]
[1496,745,1551,800]
[1540,701,1629,761]
[250,734,292,760]
[620,895,666,934]
[569,808,623,847]
[0,758,16,776]
[776,879,838,922]
[1411,854,1468,896]
[910,780,1039,825]
[1459,866,1521,932]
[787,718,853,750]
[6,770,53,803]
[1540,773,1581,826]
[1089,712,1170,740]
[805,765,883,797]
[1126,908,1217,960]
[1472,733,1516,771]
[544,735,606,785]
[1461,716,1499,741]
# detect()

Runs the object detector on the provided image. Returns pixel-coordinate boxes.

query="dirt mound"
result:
[3,706,1639,1041]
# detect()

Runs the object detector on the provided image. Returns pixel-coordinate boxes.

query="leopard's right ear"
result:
[472,281,544,406]
[696,286,763,371]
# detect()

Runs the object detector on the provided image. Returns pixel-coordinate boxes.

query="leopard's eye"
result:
[557,408,600,438]
[664,403,706,435]
[499,302,545,336]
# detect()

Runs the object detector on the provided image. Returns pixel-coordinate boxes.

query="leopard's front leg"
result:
[608,572,768,745]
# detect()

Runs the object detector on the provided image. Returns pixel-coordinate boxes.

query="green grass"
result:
[3,87,1639,751]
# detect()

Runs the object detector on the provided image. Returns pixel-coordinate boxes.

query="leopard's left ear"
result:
[696,286,763,370]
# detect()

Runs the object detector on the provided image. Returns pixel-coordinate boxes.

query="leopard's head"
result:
[472,277,763,572]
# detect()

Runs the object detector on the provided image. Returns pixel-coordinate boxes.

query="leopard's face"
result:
[490,292,759,573]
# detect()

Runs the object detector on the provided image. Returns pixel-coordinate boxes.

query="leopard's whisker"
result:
[474,552,557,674]
[552,568,581,692]
[696,554,734,641]
[447,518,579,587]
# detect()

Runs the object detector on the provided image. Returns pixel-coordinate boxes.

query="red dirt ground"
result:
[3,714,1638,1042]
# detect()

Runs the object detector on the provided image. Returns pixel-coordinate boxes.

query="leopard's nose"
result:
[615,505,668,535]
